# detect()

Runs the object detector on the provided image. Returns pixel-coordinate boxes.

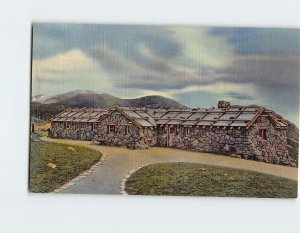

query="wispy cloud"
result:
[210,27,300,56]
[31,23,300,125]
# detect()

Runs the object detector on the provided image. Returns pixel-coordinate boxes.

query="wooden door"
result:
[168,126,175,147]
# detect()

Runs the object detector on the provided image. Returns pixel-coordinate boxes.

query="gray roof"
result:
[51,108,108,123]
[51,105,288,129]
[147,105,288,128]
[116,107,156,127]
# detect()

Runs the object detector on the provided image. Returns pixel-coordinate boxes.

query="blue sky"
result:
[32,23,300,125]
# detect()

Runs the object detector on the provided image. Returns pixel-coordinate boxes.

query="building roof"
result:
[104,107,156,127]
[51,105,288,129]
[148,105,288,129]
[51,107,108,123]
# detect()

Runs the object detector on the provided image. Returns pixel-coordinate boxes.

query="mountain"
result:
[32,94,52,103]
[33,90,96,104]
[31,90,185,121]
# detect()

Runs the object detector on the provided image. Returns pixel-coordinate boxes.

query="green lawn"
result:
[125,163,298,198]
[31,117,47,125]
[29,139,101,193]
[287,138,299,165]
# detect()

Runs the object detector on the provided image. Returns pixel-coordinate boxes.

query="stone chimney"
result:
[218,100,230,109]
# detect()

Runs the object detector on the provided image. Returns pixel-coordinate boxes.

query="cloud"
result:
[33,24,234,91]
[91,42,224,91]
[31,24,300,125]
[169,26,235,68]
[225,92,256,100]
[175,91,260,110]
[217,55,299,98]
[214,54,299,124]
[31,49,113,95]
[210,27,300,56]
[32,49,96,76]
[139,82,257,103]
[32,24,183,60]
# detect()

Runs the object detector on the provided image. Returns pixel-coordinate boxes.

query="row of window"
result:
[62,123,131,134]
[158,127,191,135]
[109,127,267,139]
[63,122,95,130]
[159,127,249,137]
[108,125,192,136]
[61,122,267,139]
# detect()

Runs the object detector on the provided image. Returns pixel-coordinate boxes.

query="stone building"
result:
[150,105,291,166]
[50,106,156,149]
[50,108,108,140]
[50,102,294,166]
[93,107,156,149]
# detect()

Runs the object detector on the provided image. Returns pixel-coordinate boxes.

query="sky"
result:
[32,23,300,125]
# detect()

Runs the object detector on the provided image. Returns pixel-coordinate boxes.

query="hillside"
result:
[31,91,185,121]
[32,90,96,104]
[286,121,299,164]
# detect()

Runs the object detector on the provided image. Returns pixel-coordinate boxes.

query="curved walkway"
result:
[41,137,298,194]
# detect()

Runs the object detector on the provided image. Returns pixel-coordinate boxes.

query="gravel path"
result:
[41,137,298,194]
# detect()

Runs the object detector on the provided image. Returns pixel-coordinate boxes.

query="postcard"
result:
[29,23,299,197]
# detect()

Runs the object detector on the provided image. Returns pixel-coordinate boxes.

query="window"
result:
[66,122,71,129]
[258,129,267,140]
[241,128,246,135]
[164,127,168,134]
[184,127,191,136]
[107,125,115,134]
[158,127,164,135]
[158,127,167,135]
[169,127,175,134]
[125,126,130,134]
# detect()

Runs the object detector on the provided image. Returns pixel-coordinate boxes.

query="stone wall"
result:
[50,122,97,140]
[94,111,156,149]
[157,125,252,156]
[154,117,294,166]
[249,116,293,166]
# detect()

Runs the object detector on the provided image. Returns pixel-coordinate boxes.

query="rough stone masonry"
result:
[49,102,297,167]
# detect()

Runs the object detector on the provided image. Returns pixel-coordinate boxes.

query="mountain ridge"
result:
[31,91,185,121]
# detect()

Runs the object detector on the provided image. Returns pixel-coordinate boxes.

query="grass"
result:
[29,137,101,193]
[31,117,47,125]
[287,138,299,165]
[125,163,298,198]
[287,125,299,165]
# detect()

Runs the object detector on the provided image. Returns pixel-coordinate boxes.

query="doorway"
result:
[167,126,176,147]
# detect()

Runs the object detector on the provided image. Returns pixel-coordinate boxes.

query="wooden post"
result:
[166,125,169,147]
